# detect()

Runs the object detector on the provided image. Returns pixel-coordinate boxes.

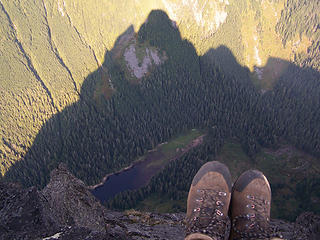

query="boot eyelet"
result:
[249,223,255,229]
[247,195,255,200]
[246,204,255,209]
[216,200,224,206]
[218,191,226,196]
[215,209,223,216]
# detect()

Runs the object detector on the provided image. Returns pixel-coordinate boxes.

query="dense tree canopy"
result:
[2,5,319,222]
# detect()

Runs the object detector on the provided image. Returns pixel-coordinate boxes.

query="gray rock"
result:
[42,163,106,232]
[0,182,59,240]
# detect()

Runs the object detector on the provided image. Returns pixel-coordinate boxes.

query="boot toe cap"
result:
[192,161,232,192]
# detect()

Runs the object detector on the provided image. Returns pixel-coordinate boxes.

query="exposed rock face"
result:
[124,44,166,79]
[0,165,319,240]
[0,182,59,240]
[42,163,106,232]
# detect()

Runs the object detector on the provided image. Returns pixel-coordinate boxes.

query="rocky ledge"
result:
[0,164,319,240]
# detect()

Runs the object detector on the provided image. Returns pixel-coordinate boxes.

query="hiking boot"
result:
[185,161,232,240]
[230,170,281,240]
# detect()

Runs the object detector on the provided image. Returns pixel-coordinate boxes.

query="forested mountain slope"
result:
[2,8,319,221]
[0,0,319,221]
[1,0,319,175]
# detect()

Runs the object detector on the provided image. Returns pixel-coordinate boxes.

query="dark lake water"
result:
[91,150,164,203]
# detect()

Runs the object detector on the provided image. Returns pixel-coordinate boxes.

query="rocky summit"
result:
[0,164,319,240]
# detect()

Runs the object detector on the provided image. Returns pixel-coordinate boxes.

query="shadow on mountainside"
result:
[4,9,204,188]
[3,10,320,220]
[202,45,252,82]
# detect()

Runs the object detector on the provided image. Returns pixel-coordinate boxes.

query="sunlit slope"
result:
[0,0,98,174]
[176,0,316,89]
[0,1,58,174]
[0,0,164,174]
[160,0,318,89]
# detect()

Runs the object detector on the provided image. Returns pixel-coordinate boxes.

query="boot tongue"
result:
[198,216,211,226]
[197,215,228,240]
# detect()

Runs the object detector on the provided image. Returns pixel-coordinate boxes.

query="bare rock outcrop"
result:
[42,163,106,233]
[0,182,59,239]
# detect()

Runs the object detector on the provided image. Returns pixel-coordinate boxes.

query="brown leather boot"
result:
[185,161,232,240]
[230,170,281,240]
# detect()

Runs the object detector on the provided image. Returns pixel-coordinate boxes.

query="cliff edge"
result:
[0,164,319,240]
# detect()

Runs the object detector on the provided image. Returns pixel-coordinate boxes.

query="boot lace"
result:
[186,189,230,240]
[232,194,283,239]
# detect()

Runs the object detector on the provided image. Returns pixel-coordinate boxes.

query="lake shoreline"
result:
[88,141,167,190]
[88,163,135,190]
[89,133,205,193]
